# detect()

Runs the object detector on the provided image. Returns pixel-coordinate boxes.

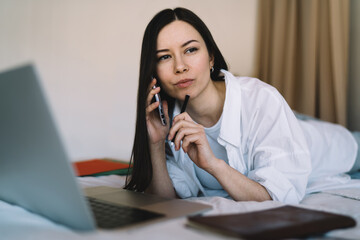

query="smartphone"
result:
[152,84,167,126]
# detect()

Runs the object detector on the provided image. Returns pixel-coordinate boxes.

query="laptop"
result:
[0,64,211,231]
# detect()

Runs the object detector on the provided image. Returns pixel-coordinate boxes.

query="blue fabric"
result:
[350,171,360,179]
[293,111,319,122]
[350,131,360,174]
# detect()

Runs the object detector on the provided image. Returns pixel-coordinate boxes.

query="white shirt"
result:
[166,70,357,204]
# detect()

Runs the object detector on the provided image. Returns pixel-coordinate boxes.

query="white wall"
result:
[0,0,258,161]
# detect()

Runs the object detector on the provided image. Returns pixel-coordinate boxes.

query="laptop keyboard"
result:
[86,197,165,229]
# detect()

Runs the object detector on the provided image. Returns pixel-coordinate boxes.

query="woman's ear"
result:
[209,54,215,68]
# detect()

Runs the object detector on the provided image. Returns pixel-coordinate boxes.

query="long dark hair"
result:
[124,7,228,192]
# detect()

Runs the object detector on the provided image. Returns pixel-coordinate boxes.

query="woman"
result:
[125,7,359,204]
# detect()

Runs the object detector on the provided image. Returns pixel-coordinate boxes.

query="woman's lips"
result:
[175,79,194,88]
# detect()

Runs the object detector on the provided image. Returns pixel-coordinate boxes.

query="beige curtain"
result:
[256,0,349,126]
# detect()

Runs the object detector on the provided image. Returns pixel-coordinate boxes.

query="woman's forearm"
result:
[209,160,272,202]
[145,142,177,198]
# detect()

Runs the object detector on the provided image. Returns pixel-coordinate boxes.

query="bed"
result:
[1,174,360,240]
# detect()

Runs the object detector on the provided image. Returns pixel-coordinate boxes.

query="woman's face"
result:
[155,20,214,101]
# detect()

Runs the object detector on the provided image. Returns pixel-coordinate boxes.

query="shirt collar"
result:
[218,70,242,148]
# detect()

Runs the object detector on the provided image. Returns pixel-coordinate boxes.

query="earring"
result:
[210,66,214,73]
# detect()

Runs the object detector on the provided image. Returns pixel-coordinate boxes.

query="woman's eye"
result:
[186,47,198,54]
[158,55,171,61]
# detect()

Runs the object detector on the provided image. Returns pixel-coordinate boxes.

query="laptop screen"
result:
[0,64,95,230]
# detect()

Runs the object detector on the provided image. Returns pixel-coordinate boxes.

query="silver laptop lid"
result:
[0,64,96,231]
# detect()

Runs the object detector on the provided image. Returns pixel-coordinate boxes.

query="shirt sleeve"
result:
[245,88,311,204]
[165,142,200,198]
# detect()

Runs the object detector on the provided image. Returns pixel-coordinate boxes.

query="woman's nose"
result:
[174,56,188,74]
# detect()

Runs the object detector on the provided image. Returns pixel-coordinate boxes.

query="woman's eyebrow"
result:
[156,39,199,54]
[181,39,199,47]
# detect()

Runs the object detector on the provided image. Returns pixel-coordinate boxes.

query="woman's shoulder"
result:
[221,69,283,102]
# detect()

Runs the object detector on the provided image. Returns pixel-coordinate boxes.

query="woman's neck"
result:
[185,81,226,128]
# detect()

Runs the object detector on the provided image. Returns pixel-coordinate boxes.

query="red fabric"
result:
[72,159,130,176]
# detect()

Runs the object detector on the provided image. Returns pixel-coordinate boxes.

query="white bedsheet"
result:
[1,175,360,240]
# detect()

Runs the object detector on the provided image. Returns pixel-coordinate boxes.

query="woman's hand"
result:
[168,113,220,172]
[167,112,272,202]
[145,79,177,199]
[146,78,169,145]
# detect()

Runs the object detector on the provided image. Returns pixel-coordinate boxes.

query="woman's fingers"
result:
[173,126,201,150]
[162,100,169,123]
[146,101,159,116]
[147,78,157,91]
[181,133,201,153]
[145,78,166,123]
[168,112,194,138]
[173,111,193,123]
[168,121,191,142]
[146,82,160,108]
